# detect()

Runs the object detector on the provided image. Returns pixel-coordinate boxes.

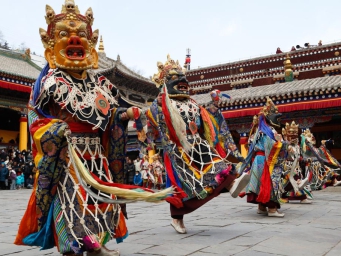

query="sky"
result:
[1,0,341,78]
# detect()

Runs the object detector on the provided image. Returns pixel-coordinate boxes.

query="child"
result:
[133,171,142,186]
[9,167,17,190]
[16,173,24,190]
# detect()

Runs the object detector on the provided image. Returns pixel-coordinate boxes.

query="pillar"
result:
[239,133,249,158]
[19,115,28,151]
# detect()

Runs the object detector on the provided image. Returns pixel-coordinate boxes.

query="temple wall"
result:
[0,129,19,143]
[331,149,341,162]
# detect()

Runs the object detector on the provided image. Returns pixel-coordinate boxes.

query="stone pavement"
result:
[0,188,340,256]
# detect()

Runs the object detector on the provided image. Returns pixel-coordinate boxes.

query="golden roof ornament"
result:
[284,54,294,82]
[98,35,105,52]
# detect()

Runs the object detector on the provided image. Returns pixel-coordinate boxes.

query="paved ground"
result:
[0,187,341,256]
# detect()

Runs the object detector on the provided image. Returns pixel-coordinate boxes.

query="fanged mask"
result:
[282,121,299,144]
[152,54,189,99]
[40,0,99,71]
[260,97,282,127]
[302,129,316,145]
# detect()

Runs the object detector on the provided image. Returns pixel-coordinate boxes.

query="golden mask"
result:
[40,0,98,71]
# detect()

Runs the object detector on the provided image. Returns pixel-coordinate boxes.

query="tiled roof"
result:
[96,53,153,85]
[192,75,341,106]
[0,49,42,80]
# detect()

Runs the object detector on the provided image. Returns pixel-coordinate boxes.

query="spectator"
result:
[12,162,20,175]
[4,156,9,165]
[7,146,13,157]
[23,162,32,188]
[17,153,25,165]
[133,171,142,186]
[9,167,17,190]
[26,151,33,162]
[0,149,6,160]
[0,162,9,190]
[134,156,142,172]
[26,174,34,189]
[126,159,135,185]
[141,164,155,189]
[21,149,27,160]
[16,173,24,190]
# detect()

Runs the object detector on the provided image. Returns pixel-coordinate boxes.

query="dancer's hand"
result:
[120,112,129,121]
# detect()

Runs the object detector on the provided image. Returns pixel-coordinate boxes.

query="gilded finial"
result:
[98,36,105,52]
[284,54,294,82]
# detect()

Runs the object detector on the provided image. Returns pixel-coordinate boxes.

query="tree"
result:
[0,30,4,44]
[1,41,10,50]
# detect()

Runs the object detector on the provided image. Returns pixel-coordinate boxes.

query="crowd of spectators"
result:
[123,155,166,190]
[0,146,35,190]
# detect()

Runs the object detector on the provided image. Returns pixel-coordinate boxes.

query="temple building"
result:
[188,41,341,161]
[0,48,42,150]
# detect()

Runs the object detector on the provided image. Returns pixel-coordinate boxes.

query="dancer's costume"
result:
[301,129,341,190]
[243,98,288,209]
[14,1,171,255]
[281,122,312,203]
[146,55,248,220]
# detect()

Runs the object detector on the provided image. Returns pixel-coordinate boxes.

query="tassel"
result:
[200,106,216,146]
[215,166,231,185]
[257,162,272,204]
[69,144,174,202]
[164,153,187,200]
[161,86,191,153]
[215,143,227,158]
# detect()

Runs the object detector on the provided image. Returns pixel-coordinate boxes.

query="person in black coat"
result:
[126,159,135,185]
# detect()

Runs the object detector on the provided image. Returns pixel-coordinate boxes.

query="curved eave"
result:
[222,96,341,119]
[120,94,148,108]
